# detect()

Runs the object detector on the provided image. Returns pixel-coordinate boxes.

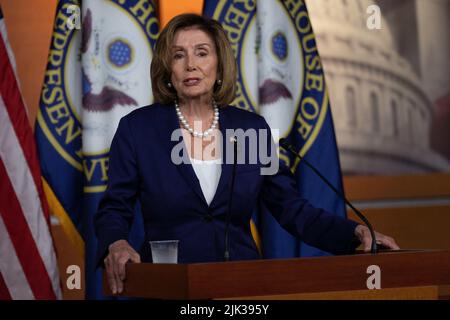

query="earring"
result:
[216,79,222,86]
[167,82,172,88]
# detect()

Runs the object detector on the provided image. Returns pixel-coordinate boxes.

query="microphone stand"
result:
[224,137,238,261]
[279,138,378,254]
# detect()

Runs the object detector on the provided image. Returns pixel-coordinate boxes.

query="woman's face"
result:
[170,27,218,103]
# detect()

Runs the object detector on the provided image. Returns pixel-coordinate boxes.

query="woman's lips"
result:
[183,78,201,86]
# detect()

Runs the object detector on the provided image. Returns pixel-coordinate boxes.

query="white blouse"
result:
[189,157,222,205]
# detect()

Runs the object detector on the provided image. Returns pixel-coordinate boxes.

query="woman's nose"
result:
[186,54,196,71]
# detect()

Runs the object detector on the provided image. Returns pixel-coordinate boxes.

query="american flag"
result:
[0,6,61,299]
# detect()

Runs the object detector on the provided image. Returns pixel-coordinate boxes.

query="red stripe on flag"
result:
[0,32,50,222]
[0,272,12,300]
[0,160,56,300]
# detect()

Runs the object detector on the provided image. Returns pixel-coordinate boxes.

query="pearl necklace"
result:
[175,100,219,138]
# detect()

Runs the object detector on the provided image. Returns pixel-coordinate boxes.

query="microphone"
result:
[224,136,238,261]
[279,138,378,254]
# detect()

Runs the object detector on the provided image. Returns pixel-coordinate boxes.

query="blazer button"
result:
[204,214,213,222]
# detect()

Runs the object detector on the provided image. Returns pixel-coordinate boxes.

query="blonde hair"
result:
[151,14,237,106]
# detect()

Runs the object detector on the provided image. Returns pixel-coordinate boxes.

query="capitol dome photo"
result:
[306,0,450,175]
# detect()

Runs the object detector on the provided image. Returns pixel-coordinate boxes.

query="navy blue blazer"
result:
[94,103,359,266]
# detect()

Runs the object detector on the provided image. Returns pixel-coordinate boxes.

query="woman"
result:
[95,14,399,295]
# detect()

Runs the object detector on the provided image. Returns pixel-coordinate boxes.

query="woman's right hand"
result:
[104,239,141,294]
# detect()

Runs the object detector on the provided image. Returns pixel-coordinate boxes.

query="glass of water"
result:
[150,240,179,264]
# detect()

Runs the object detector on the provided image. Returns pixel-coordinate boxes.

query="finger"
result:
[390,240,400,250]
[381,237,400,250]
[105,258,117,294]
[111,254,123,295]
[130,251,141,263]
[363,238,372,252]
[362,229,372,252]
[374,231,398,250]
[117,255,130,282]
[384,236,399,249]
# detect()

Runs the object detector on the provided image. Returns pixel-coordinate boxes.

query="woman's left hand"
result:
[354,225,400,252]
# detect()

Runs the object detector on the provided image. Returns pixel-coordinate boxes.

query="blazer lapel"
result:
[161,104,208,205]
[210,107,233,207]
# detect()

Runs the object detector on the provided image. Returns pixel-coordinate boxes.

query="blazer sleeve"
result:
[259,120,360,255]
[94,116,140,267]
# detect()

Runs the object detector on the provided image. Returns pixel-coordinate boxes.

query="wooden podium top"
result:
[104,250,450,299]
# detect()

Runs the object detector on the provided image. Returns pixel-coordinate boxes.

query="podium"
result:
[104,250,450,299]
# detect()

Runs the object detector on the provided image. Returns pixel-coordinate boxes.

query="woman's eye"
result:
[173,53,184,59]
[198,51,208,57]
